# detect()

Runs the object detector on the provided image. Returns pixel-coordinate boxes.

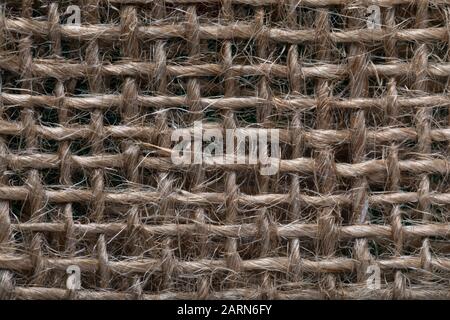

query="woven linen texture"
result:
[0,0,449,300]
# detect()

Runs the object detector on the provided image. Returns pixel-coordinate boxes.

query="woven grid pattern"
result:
[0,0,449,300]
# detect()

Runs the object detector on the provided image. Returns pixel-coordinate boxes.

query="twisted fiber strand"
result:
[4,93,450,110]
[221,0,241,295]
[1,121,450,146]
[118,3,143,293]
[6,286,450,300]
[0,2,13,299]
[9,221,450,240]
[145,0,179,297]
[257,5,279,298]
[2,252,450,273]
[49,2,78,257]
[183,4,213,298]
[18,0,48,288]
[347,4,371,291]
[446,6,450,234]
[4,58,450,79]
[410,1,433,299]
[314,5,338,297]
[3,18,450,42]
[79,1,111,296]
[1,186,450,206]
[386,14,406,299]
[286,0,304,284]
[384,6,403,295]
[6,0,450,6]
[0,0,449,299]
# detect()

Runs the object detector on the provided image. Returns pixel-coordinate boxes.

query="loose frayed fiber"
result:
[0,0,449,300]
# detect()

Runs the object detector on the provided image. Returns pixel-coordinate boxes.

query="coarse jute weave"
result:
[0,0,449,300]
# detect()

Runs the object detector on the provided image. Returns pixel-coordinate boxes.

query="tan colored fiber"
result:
[0,0,449,300]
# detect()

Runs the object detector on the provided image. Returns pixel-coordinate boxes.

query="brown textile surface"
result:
[0,0,449,300]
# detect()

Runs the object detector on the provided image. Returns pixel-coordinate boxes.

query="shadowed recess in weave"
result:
[0,0,449,300]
